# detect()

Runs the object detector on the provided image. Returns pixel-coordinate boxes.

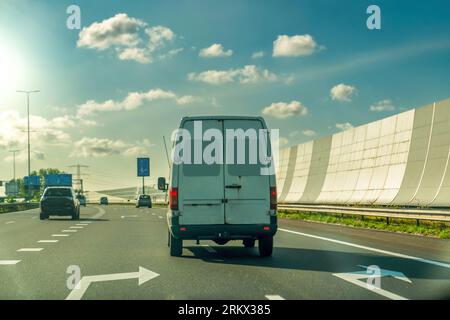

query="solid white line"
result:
[38,240,58,243]
[265,295,285,300]
[62,230,77,233]
[200,245,217,254]
[52,234,69,237]
[0,260,21,265]
[279,228,450,270]
[5,221,15,224]
[17,248,43,252]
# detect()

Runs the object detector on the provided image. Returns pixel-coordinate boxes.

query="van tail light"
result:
[170,187,179,210]
[270,187,277,210]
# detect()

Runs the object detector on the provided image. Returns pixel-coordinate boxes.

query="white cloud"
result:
[0,111,72,157]
[330,83,357,102]
[302,129,317,137]
[77,13,146,50]
[251,51,265,59]
[72,137,154,158]
[199,43,233,57]
[262,100,308,119]
[76,88,195,117]
[188,65,279,85]
[335,122,354,131]
[369,99,395,112]
[273,34,319,57]
[77,13,177,64]
[118,47,151,64]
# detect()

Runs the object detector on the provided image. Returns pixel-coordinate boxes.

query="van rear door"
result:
[223,119,271,225]
[178,119,225,225]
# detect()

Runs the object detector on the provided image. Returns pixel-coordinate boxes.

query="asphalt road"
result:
[1,205,450,300]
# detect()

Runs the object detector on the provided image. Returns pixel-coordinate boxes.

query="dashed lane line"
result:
[17,248,44,252]
[70,226,84,229]
[5,221,15,224]
[52,234,69,237]
[62,230,77,233]
[0,260,21,265]
[265,295,285,300]
[38,240,59,243]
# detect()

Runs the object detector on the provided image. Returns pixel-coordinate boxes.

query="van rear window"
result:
[44,188,72,197]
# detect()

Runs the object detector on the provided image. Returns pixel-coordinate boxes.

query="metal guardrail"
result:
[278,204,450,225]
[0,203,39,214]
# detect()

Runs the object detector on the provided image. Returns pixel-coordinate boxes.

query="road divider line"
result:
[77,223,89,226]
[17,248,43,252]
[279,228,450,270]
[0,260,21,265]
[5,221,15,224]
[38,240,59,243]
[62,230,77,233]
[265,295,285,300]
[70,226,83,229]
[52,234,69,237]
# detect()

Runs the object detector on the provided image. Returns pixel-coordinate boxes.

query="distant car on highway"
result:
[136,194,152,208]
[39,187,80,220]
[99,197,108,205]
[162,116,277,257]
[77,194,87,207]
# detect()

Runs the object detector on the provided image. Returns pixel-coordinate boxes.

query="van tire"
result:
[39,212,47,220]
[243,239,255,248]
[169,233,183,257]
[258,236,273,257]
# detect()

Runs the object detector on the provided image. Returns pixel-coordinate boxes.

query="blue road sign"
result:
[45,174,72,187]
[24,176,40,186]
[137,158,150,177]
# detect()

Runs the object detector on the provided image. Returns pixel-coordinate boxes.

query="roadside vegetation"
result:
[278,210,450,239]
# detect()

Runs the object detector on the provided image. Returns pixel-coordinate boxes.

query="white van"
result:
[160,116,277,257]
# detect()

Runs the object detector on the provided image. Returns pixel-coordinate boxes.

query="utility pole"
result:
[17,90,39,199]
[9,149,20,181]
[68,164,89,194]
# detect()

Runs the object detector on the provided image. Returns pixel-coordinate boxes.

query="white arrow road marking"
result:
[0,260,21,265]
[279,228,450,270]
[38,240,58,243]
[65,267,159,300]
[17,248,43,252]
[333,266,411,300]
[5,221,15,224]
[52,234,69,237]
[265,295,285,300]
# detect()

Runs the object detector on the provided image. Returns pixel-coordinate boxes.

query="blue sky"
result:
[1,0,449,190]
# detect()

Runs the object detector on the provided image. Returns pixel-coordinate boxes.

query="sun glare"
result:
[0,46,24,96]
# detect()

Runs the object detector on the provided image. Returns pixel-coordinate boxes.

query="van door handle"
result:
[225,184,242,189]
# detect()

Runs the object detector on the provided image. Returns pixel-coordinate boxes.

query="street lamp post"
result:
[17,90,40,199]
[9,149,19,181]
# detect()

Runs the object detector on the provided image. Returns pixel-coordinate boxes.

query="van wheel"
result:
[39,212,47,220]
[169,233,183,257]
[243,239,255,248]
[258,236,273,257]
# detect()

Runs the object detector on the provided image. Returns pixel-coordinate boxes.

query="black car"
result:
[136,194,152,208]
[99,197,108,205]
[40,187,80,220]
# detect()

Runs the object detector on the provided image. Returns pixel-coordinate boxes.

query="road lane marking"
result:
[152,213,155,216]
[279,228,450,270]
[76,223,88,226]
[66,267,159,300]
[121,215,138,219]
[62,230,77,233]
[0,260,21,265]
[17,248,43,252]
[70,226,83,229]
[158,216,163,219]
[333,266,410,300]
[5,221,15,224]
[52,234,69,237]
[38,240,59,243]
[265,295,285,300]
[200,245,217,254]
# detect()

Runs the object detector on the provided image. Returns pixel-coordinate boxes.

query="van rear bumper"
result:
[169,216,277,240]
